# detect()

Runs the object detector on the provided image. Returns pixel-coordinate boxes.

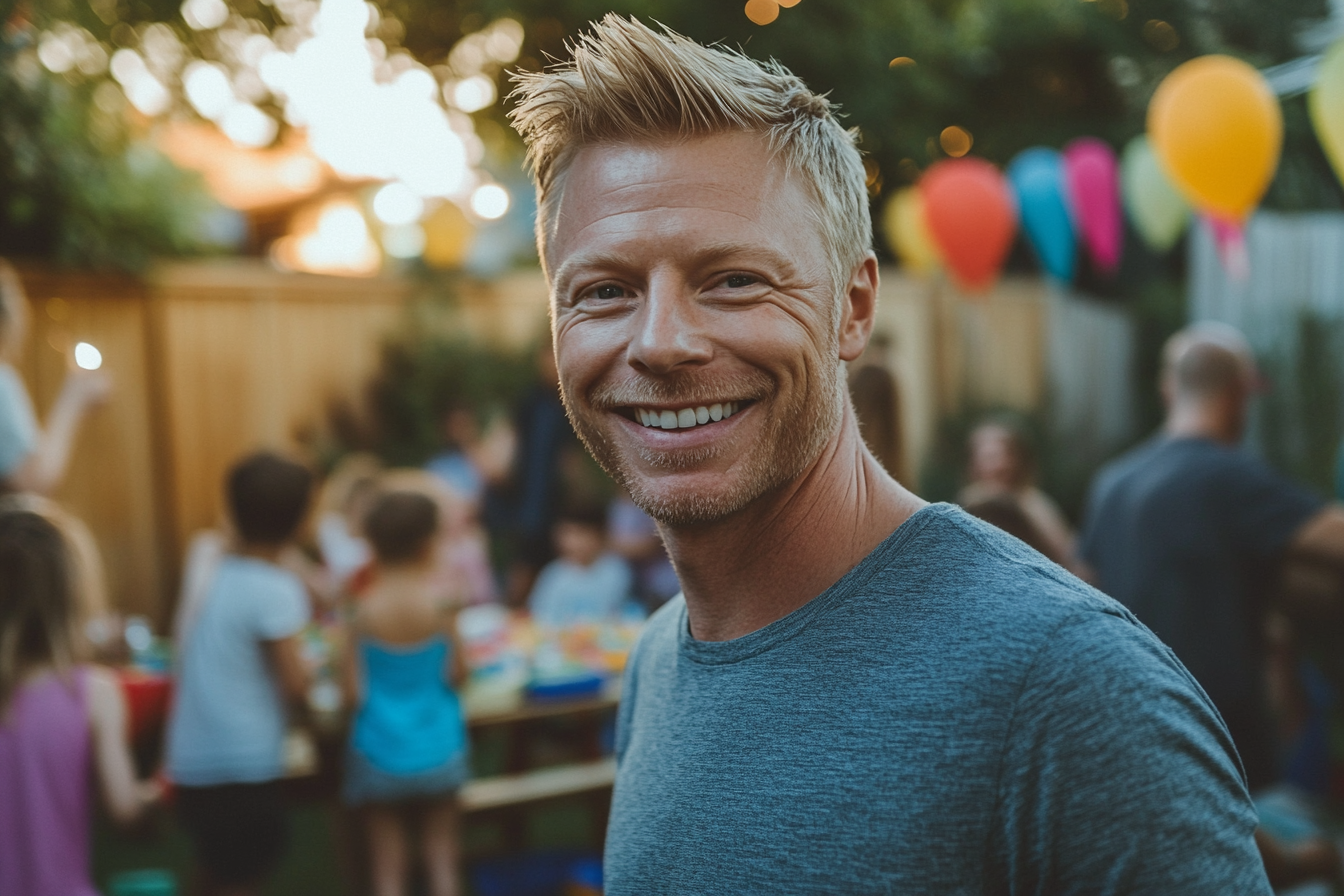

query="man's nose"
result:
[627,275,712,374]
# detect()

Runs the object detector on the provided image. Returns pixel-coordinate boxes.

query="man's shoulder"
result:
[876,504,1125,626]
[1088,436,1170,491]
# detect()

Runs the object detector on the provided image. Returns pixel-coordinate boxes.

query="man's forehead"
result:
[559,134,787,209]
[548,132,809,268]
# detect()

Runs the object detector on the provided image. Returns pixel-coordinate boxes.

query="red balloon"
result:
[920,158,1018,293]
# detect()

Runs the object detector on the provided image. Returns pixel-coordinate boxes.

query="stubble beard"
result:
[560,363,845,528]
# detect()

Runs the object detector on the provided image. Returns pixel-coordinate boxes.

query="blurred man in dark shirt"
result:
[1081,322,1344,882]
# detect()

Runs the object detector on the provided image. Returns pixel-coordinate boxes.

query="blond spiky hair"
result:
[508,15,872,294]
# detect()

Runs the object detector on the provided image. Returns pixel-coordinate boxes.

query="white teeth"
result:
[636,402,744,429]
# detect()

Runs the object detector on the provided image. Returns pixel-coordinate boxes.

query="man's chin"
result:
[621,470,762,527]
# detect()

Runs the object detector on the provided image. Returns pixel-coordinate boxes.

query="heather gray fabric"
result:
[605,503,1270,895]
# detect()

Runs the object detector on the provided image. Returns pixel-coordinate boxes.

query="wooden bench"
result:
[460,756,617,813]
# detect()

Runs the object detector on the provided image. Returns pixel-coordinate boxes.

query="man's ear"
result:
[838,254,879,363]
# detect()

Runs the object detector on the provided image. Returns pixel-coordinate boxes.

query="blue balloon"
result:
[1007,148,1076,283]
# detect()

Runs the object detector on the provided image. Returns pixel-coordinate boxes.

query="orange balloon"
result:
[1147,55,1282,222]
[920,157,1017,293]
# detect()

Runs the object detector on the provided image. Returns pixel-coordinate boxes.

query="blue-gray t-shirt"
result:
[607,504,1268,895]
[1079,436,1323,790]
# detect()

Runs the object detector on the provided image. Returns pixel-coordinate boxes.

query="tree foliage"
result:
[3,0,1340,268]
[0,1,215,270]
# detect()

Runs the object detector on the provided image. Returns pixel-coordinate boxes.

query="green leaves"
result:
[0,31,214,270]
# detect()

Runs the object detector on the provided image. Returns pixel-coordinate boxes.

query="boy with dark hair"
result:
[166,451,315,896]
[528,501,637,628]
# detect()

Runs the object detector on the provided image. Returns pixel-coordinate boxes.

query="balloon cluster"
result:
[886,44,1344,290]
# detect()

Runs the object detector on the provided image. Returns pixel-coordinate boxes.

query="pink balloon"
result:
[1063,138,1123,275]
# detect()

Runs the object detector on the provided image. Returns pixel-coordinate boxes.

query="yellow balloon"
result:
[1147,55,1282,222]
[883,187,941,276]
[1310,38,1344,188]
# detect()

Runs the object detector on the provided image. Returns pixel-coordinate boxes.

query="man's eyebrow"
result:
[552,242,801,294]
[552,251,637,295]
[692,242,800,278]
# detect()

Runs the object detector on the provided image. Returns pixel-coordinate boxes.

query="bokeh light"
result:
[220,103,277,148]
[183,61,233,120]
[451,75,498,113]
[1142,20,1179,52]
[940,126,973,158]
[744,0,780,26]
[180,0,229,31]
[273,198,380,276]
[109,49,171,115]
[372,182,425,226]
[74,342,103,371]
[37,1,525,273]
[470,184,510,220]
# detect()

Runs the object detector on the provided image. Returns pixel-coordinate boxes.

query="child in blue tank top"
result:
[342,489,469,896]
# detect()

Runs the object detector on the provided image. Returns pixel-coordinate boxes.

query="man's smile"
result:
[614,400,752,430]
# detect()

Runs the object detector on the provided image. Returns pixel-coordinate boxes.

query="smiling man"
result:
[510,17,1270,894]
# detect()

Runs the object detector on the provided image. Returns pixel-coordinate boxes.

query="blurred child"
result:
[528,503,636,628]
[343,490,469,896]
[165,452,314,896]
[380,468,497,606]
[0,502,161,896]
[315,452,382,597]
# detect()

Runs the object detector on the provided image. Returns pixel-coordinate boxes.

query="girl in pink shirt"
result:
[0,503,161,895]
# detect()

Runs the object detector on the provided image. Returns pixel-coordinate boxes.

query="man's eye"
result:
[724,274,758,288]
[590,284,627,300]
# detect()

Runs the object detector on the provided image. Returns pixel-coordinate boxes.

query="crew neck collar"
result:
[676,503,950,666]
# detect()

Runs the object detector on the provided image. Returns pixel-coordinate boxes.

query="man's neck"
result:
[1164,403,1239,445]
[660,409,925,642]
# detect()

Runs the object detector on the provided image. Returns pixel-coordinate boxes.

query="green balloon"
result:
[1121,135,1190,252]
[1309,38,1344,189]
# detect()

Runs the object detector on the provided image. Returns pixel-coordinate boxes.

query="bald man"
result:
[1080,322,1344,793]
